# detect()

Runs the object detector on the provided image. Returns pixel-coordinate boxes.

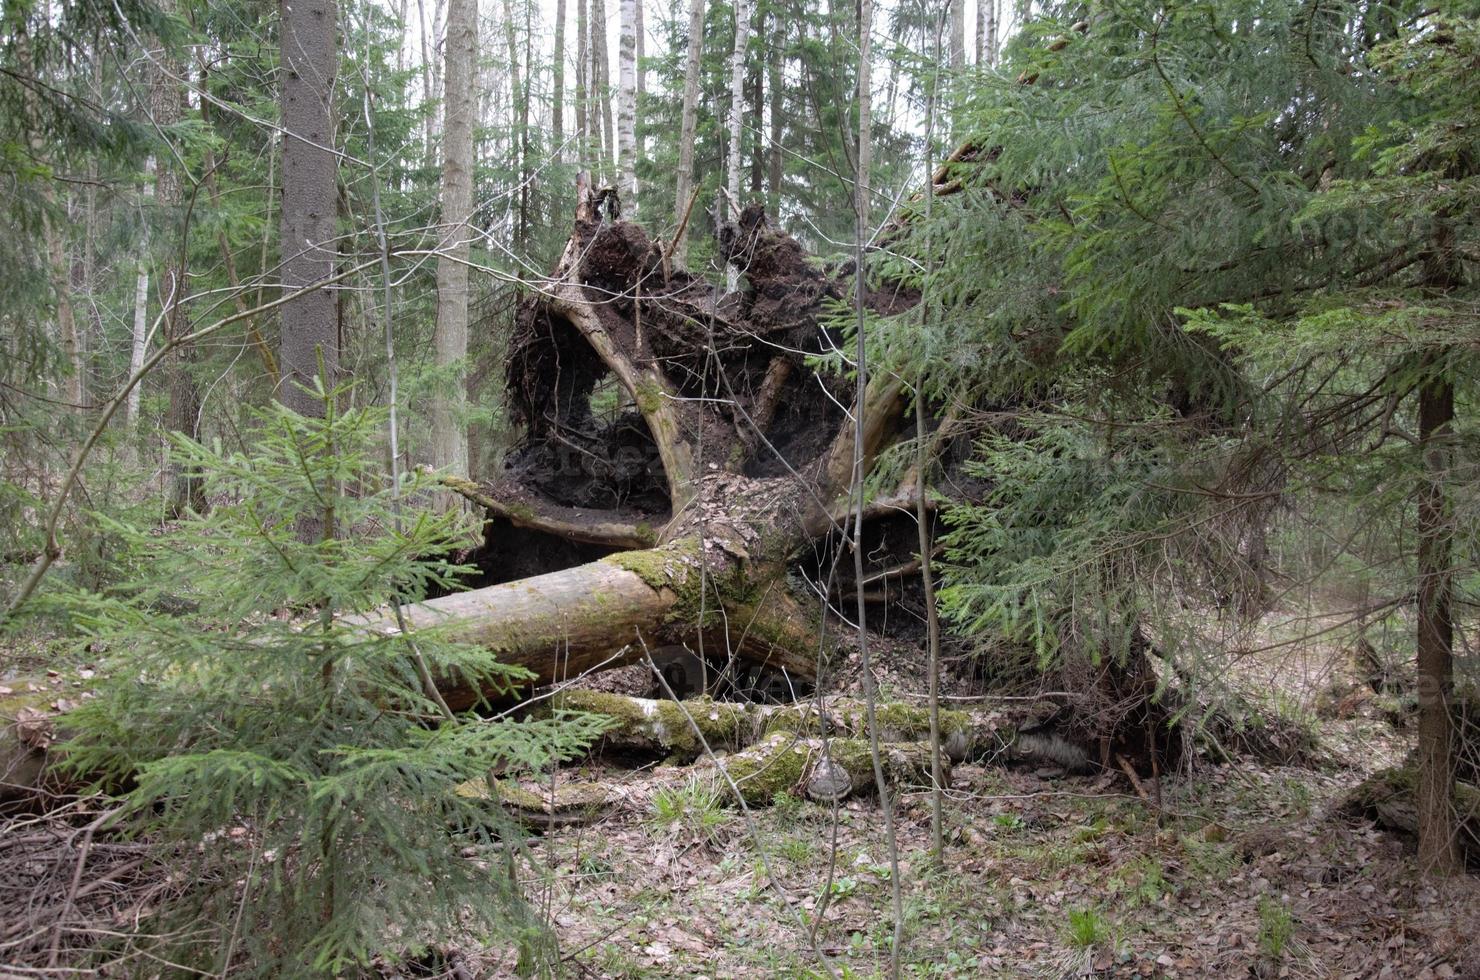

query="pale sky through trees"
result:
[397,0,1025,170]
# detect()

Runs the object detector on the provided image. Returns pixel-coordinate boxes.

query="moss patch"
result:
[633,379,665,416]
[720,733,812,804]
[761,700,974,760]
[552,690,757,759]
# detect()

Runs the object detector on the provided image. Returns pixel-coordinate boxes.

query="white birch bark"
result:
[723,0,750,292]
[617,0,638,208]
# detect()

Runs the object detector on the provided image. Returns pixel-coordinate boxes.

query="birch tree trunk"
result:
[635,0,645,157]
[432,0,476,483]
[126,166,154,426]
[592,0,613,181]
[979,0,998,66]
[723,0,750,291]
[617,0,638,208]
[127,265,150,425]
[278,0,340,418]
[672,0,704,263]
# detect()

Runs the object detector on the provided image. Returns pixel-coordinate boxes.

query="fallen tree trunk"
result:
[461,732,945,823]
[544,689,980,762]
[711,733,943,805]
[346,541,817,709]
[1343,765,1480,869]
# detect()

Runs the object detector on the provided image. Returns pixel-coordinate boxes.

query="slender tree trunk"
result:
[43,201,81,411]
[592,0,613,181]
[502,0,528,244]
[417,0,438,167]
[747,35,762,197]
[149,0,203,515]
[617,0,638,207]
[767,18,782,211]
[397,0,409,73]
[126,156,159,428]
[673,0,704,263]
[553,0,566,162]
[1416,370,1459,874]
[851,0,903,971]
[576,0,589,168]
[17,27,82,415]
[127,265,150,421]
[635,0,645,158]
[278,0,341,418]
[979,0,998,66]
[949,0,964,70]
[433,0,476,482]
[723,0,750,290]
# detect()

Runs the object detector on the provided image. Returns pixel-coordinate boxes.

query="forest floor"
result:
[468,629,1480,980]
[5,616,1480,978]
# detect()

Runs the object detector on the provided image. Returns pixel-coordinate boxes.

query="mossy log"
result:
[455,776,616,828]
[1343,766,1480,868]
[704,732,943,805]
[544,689,983,763]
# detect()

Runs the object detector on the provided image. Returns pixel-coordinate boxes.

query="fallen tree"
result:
[4,174,1189,806]
[349,175,1183,774]
[350,180,908,707]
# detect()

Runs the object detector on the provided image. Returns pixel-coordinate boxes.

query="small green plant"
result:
[576,854,615,879]
[58,389,607,977]
[1063,906,1112,950]
[776,834,815,863]
[1119,855,1169,906]
[1257,896,1296,959]
[992,812,1026,831]
[650,778,727,838]
[828,875,860,899]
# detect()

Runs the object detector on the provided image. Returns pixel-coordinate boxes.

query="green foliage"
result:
[889,0,1480,703]
[650,777,728,841]
[1062,906,1112,950]
[54,392,606,977]
[1257,896,1296,959]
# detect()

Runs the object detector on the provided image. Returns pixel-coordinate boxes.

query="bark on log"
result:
[1343,766,1480,869]
[543,689,979,762]
[703,732,943,805]
[453,736,942,825]
[346,542,817,709]
[1,678,77,805]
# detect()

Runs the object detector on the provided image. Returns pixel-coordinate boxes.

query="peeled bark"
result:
[349,541,817,708]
